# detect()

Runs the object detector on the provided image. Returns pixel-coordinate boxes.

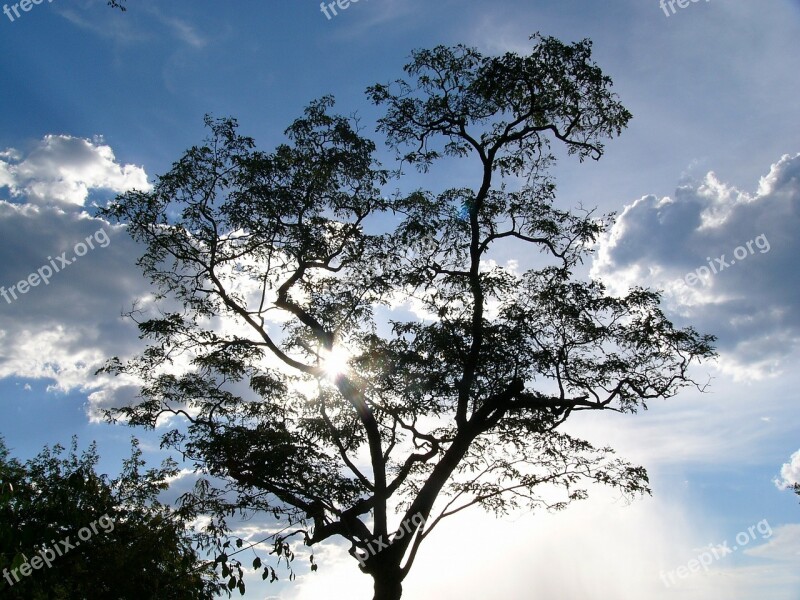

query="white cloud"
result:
[156,12,207,48]
[0,134,152,415]
[0,135,149,206]
[0,136,303,421]
[591,154,800,379]
[0,203,148,400]
[775,450,800,490]
[273,487,798,600]
[745,523,800,562]
[59,2,207,48]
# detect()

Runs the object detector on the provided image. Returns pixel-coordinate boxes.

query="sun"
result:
[321,346,351,380]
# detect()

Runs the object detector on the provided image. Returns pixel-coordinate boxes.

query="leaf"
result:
[236,538,243,548]
[228,576,237,590]
[253,557,262,569]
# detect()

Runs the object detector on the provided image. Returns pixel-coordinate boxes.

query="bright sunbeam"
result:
[321,346,351,379]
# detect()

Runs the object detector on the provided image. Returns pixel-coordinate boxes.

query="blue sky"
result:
[1,0,799,598]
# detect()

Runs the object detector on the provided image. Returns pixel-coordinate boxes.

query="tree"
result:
[0,436,222,599]
[98,35,716,599]
[107,0,126,11]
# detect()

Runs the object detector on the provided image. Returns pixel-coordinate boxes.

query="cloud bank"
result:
[0,136,151,412]
[0,135,148,206]
[592,153,800,378]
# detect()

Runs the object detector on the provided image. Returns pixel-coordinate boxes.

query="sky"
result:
[1,0,799,598]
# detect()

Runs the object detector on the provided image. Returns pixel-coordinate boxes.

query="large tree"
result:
[99,35,715,599]
[0,436,222,599]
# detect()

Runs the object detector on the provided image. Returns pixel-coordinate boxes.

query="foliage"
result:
[98,34,716,599]
[0,436,222,599]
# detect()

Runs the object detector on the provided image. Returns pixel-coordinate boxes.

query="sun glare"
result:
[321,346,351,379]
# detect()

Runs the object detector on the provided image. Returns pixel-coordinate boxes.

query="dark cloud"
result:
[0,136,152,410]
[592,154,800,377]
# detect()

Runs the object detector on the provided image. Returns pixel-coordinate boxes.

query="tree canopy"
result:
[99,34,715,599]
[0,436,221,599]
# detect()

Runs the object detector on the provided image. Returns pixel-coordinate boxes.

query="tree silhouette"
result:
[0,436,221,599]
[98,35,715,599]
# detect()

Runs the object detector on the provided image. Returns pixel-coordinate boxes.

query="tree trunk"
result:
[372,574,403,600]
[372,567,403,600]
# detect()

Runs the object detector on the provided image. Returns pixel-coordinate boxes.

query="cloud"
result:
[775,449,800,490]
[0,135,149,207]
[59,3,207,49]
[274,487,797,600]
[0,135,152,416]
[591,154,800,379]
[0,134,298,421]
[745,523,800,562]
[0,203,148,397]
[155,12,207,48]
